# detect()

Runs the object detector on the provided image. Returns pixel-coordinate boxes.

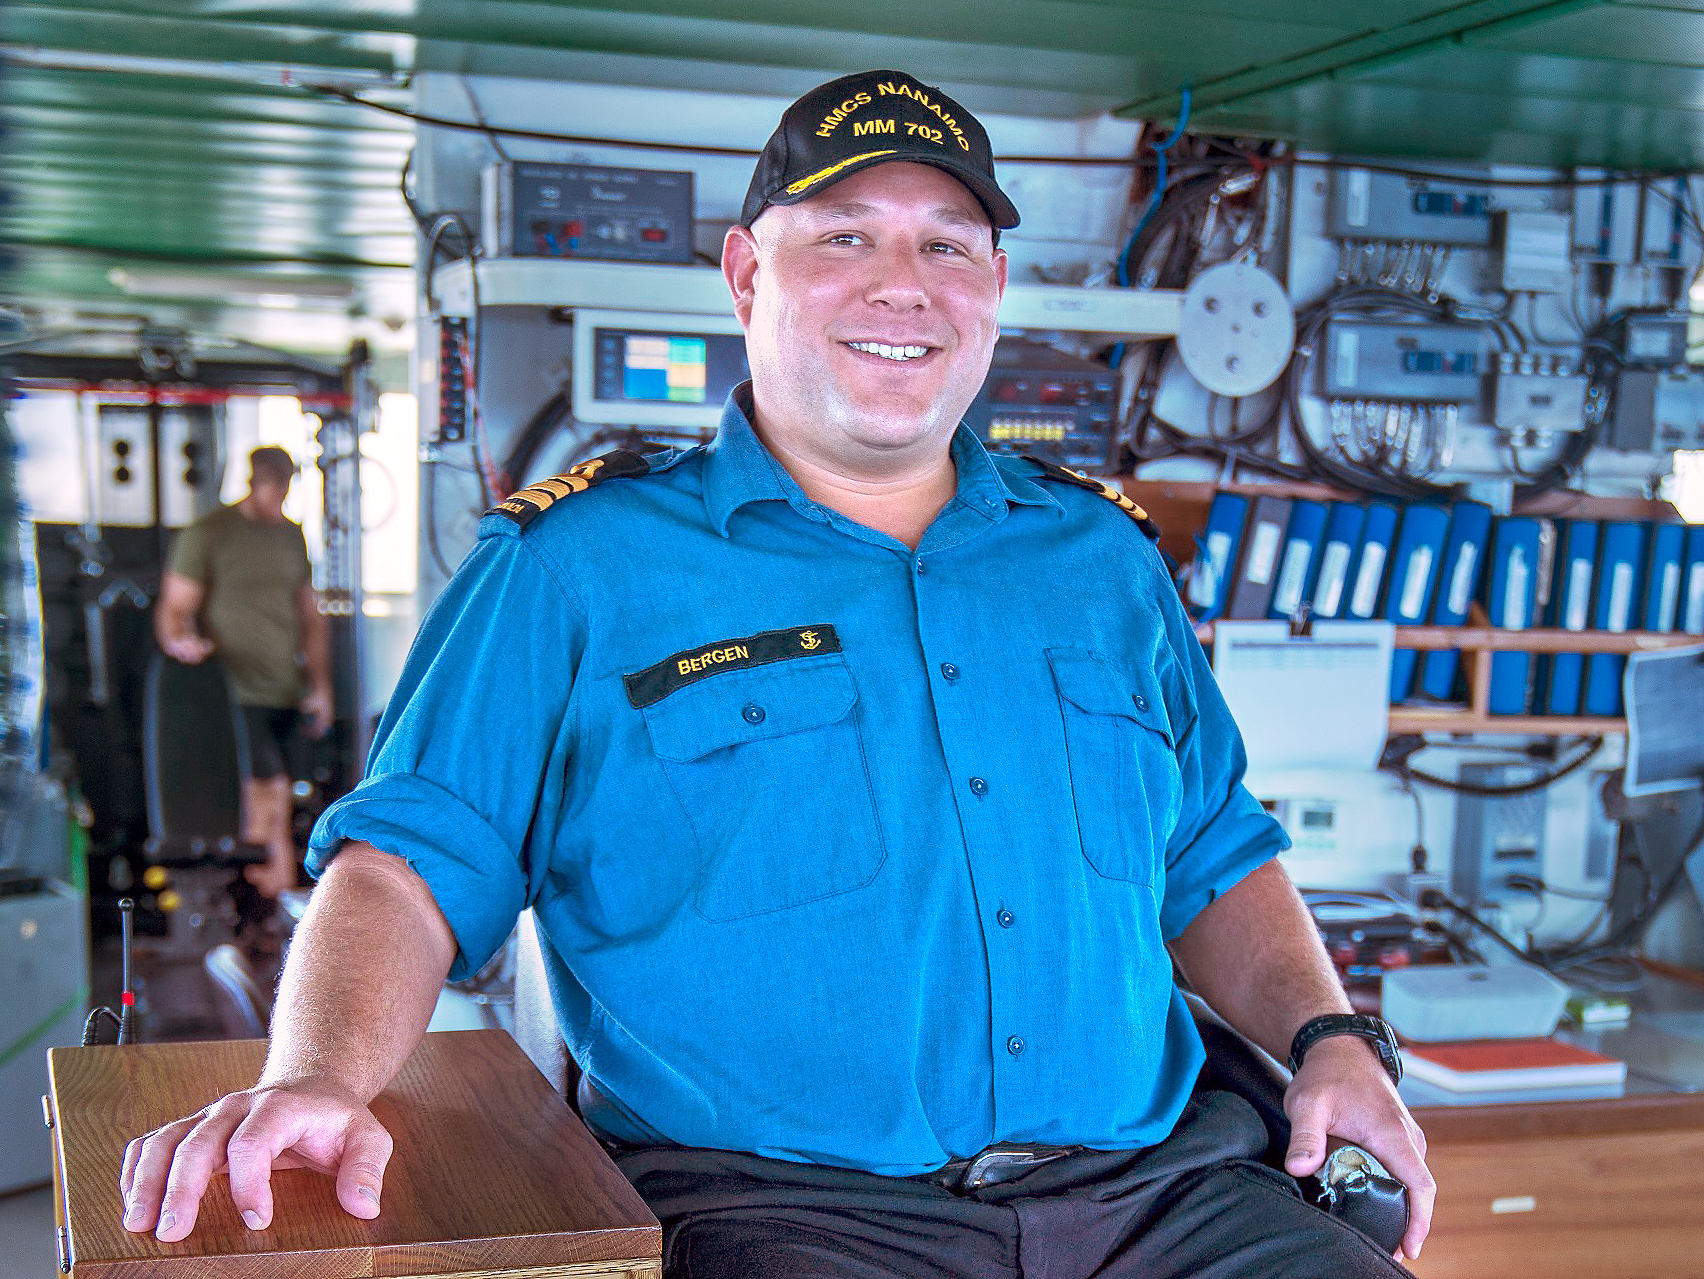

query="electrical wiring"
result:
[1118,87,1192,288]
[303,84,1704,187]
[1382,736,1605,796]
[1277,281,1550,499]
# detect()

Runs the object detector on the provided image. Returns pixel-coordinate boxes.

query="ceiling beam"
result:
[1114,0,1612,121]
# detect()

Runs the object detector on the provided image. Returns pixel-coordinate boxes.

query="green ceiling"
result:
[3,0,1703,356]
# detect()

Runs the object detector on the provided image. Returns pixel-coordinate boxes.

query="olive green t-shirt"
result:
[167,504,310,707]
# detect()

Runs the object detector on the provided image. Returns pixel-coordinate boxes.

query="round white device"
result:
[1175,261,1295,398]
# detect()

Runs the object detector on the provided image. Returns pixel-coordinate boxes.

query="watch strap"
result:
[1288,1013,1402,1085]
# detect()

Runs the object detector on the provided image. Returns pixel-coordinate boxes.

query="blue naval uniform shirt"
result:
[308,387,1286,1175]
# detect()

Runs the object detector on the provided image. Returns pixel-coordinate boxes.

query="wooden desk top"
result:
[47,1030,661,1279]
[1412,1087,1704,1143]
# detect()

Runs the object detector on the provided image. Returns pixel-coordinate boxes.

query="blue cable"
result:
[1117,84,1192,289]
[1112,85,1192,370]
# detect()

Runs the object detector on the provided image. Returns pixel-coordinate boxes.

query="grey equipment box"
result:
[0,875,87,1192]
[482,161,695,264]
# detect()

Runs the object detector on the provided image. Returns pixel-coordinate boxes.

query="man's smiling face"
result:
[723,161,1008,478]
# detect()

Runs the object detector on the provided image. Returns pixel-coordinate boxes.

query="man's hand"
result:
[301,683,334,738]
[161,633,215,665]
[1282,1035,1436,1265]
[120,1078,393,1241]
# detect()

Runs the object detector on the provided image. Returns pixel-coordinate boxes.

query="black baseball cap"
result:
[740,70,1020,234]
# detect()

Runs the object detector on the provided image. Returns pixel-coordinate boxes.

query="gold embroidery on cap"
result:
[815,91,874,138]
[784,150,900,197]
[876,80,971,152]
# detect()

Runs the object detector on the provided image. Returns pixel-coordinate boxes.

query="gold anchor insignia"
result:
[799,630,822,651]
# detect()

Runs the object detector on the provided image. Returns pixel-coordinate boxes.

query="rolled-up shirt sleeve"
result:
[308,524,584,978]
[1155,586,1290,940]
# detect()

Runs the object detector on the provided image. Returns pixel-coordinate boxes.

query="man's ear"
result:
[722,224,761,327]
[993,245,1009,300]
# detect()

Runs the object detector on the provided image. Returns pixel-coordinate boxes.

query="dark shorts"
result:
[240,705,300,780]
[612,1090,1412,1279]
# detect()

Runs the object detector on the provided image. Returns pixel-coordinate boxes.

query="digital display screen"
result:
[622,334,708,403]
[592,327,748,408]
[1300,807,1335,830]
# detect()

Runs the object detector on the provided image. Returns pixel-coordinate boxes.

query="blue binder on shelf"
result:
[1187,491,1248,621]
[1268,499,1330,622]
[1483,516,1551,715]
[1582,521,1648,716]
[1538,520,1600,716]
[1418,501,1494,701]
[1681,524,1704,637]
[1641,522,1686,634]
[1383,503,1451,703]
[1343,501,1399,621]
[1309,502,1366,621]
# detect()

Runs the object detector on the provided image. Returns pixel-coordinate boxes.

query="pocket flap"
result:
[643,658,859,762]
[1046,648,1174,743]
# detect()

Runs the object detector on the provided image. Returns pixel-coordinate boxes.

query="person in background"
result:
[154,444,332,898]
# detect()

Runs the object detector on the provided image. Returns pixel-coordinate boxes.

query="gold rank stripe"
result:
[488,450,653,528]
[785,150,900,197]
[1069,468,1152,521]
[1024,455,1160,541]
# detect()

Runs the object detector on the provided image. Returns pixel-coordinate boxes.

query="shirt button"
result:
[968,776,988,797]
[742,703,766,724]
[940,662,960,681]
[1133,694,1149,712]
[1007,1036,1026,1056]
[996,909,1015,928]
[915,557,927,575]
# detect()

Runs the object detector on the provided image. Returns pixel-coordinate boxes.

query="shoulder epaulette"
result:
[1024,456,1161,541]
[488,449,654,528]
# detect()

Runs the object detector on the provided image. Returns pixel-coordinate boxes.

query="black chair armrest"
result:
[1184,991,1410,1254]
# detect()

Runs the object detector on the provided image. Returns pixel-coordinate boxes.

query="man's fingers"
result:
[333,1118,395,1220]
[1281,1092,1333,1178]
[153,1103,248,1242]
[1395,1156,1437,1261]
[224,1105,306,1232]
[1282,1121,1330,1178]
[120,1115,204,1234]
[119,1136,143,1204]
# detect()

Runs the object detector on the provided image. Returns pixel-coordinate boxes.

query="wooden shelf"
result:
[1194,622,1701,737]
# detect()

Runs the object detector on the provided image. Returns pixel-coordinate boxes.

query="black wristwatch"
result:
[1288,1013,1402,1086]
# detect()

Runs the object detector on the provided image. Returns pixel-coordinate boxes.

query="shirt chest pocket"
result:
[1047,648,1182,886]
[641,656,888,921]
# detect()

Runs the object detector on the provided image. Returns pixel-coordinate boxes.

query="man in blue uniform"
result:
[120,70,1434,1275]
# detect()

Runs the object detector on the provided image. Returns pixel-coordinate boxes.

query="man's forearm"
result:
[154,601,200,648]
[1168,859,1350,1062]
[260,843,457,1101]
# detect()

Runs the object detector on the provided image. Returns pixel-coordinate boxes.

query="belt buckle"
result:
[959,1145,1064,1190]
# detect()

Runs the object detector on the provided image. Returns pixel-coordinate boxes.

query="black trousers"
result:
[613,1090,1413,1279]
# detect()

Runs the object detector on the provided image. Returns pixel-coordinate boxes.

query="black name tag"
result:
[624,625,842,708]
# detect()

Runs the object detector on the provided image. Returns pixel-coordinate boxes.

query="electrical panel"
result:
[1494,209,1574,293]
[1490,353,1589,435]
[482,161,695,264]
[1613,313,1690,368]
[1451,762,1547,908]
[435,317,469,444]
[964,339,1118,470]
[1326,165,1499,246]
[1605,368,1704,452]
[1322,319,1486,403]
[1636,176,1701,266]
[1571,177,1641,263]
